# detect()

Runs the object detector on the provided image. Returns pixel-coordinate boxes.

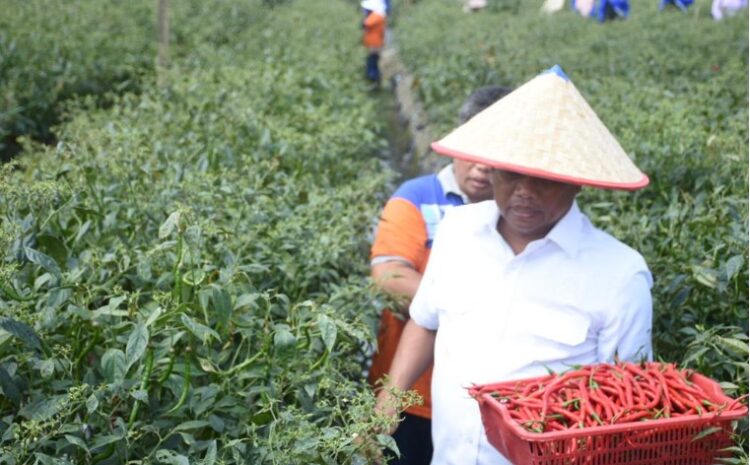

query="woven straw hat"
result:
[431,65,649,190]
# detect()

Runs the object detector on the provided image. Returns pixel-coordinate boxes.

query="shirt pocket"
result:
[511,303,594,365]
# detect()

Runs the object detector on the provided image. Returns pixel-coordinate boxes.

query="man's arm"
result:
[371,261,422,313]
[370,195,428,311]
[374,319,436,431]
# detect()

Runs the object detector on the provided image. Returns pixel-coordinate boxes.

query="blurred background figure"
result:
[712,0,748,19]
[660,0,694,11]
[573,0,596,15]
[542,0,566,13]
[361,0,387,84]
[572,0,629,21]
[463,0,488,13]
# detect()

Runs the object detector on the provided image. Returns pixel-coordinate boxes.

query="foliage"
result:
[0,1,152,159]
[0,0,283,161]
[395,0,748,456]
[0,0,394,463]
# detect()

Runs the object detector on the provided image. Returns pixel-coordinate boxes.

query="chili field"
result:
[1,1,396,463]
[0,0,748,463]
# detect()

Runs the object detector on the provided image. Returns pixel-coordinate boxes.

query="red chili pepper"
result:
[489,362,742,434]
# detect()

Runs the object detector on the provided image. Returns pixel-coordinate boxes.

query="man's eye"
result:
[499,171,521,181]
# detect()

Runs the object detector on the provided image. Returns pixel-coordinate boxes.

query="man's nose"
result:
[474,164,491,174]
[514,176,538,197]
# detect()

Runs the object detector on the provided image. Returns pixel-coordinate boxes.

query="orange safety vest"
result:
[369,197,434,419]
[362,12,386,49]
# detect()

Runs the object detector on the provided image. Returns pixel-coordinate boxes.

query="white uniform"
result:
[410,200,653,465]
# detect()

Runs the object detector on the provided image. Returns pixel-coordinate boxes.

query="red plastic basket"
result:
[469,373,748,465]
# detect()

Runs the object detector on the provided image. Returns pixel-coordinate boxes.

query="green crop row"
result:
[1,1,393,464]
[395,0,748,456]
[0,1,151,159]
[0,0,288,161]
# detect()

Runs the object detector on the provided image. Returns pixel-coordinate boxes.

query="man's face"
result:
[453,159,493,203]
[491,169,581,241]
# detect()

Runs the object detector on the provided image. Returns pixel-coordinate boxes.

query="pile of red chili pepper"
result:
[488,362,741,433]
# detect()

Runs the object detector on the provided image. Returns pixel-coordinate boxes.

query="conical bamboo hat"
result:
[431,65,649,190]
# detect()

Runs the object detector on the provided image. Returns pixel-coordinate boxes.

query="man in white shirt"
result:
[375,65,653,465]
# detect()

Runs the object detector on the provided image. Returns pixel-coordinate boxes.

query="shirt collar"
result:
[545,201,583,258]
[437,164,470,203]
[479,200,584,258]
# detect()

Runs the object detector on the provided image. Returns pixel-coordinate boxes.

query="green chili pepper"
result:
[0,283,33,302]
[172,234,183,303]
[156,352,176,387]
[128,348,154,428]
[166,359,191,415]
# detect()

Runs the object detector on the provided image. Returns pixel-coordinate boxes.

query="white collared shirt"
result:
[437,163,470,203]
[410,200,653,465]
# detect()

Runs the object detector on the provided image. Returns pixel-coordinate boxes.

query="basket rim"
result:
[469,372,749,442]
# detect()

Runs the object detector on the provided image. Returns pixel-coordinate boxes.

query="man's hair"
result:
[458,85,513,124]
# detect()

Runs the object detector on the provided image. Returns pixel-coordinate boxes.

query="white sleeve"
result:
[408,209,457,331]
[597,267,654,363]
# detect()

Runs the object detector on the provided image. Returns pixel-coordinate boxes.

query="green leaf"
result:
[180,314,220,344]
[723,255,744,281]
[38,359,54,378]
[175,420,210,431]
[198,357,218,373]
[86,393,99,414]
[25,247,62,281]
[211,286,232,329]
[0,318,45,354]
[234,293,259,310]
[716,336,748,357]
[131,389,148,402]
[126,323,149,369]
[33,453,74,465]
[18,395,65,421]
[0,365,21,406]
[317,314,337,352]
[90,433,124,451]
[182,269,206,286]
[64,434,89,453]
[691,266,718,289]
[273,324,296,351]
[202,440,217,465]
[156,449,190,465]
[208,414,224,433]
[36,235,68,267]
[376,433,400,456]
[159,211,181,239]
[101,348,127,384]
[46,288,72,310]
[145,306,164,328]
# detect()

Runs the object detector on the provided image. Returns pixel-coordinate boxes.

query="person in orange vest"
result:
[361,0,387,83]
[369,86,511,465]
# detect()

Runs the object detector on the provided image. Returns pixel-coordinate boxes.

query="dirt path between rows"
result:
[379,32,445,177]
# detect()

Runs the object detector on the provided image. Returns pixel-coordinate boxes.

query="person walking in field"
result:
[660,0,694,11]
[369,86,512,465]
[463,0,488,13]
[573,0,630,21]
[711,0,748,19]
[361,0,387,84]
[375,65,653,465]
